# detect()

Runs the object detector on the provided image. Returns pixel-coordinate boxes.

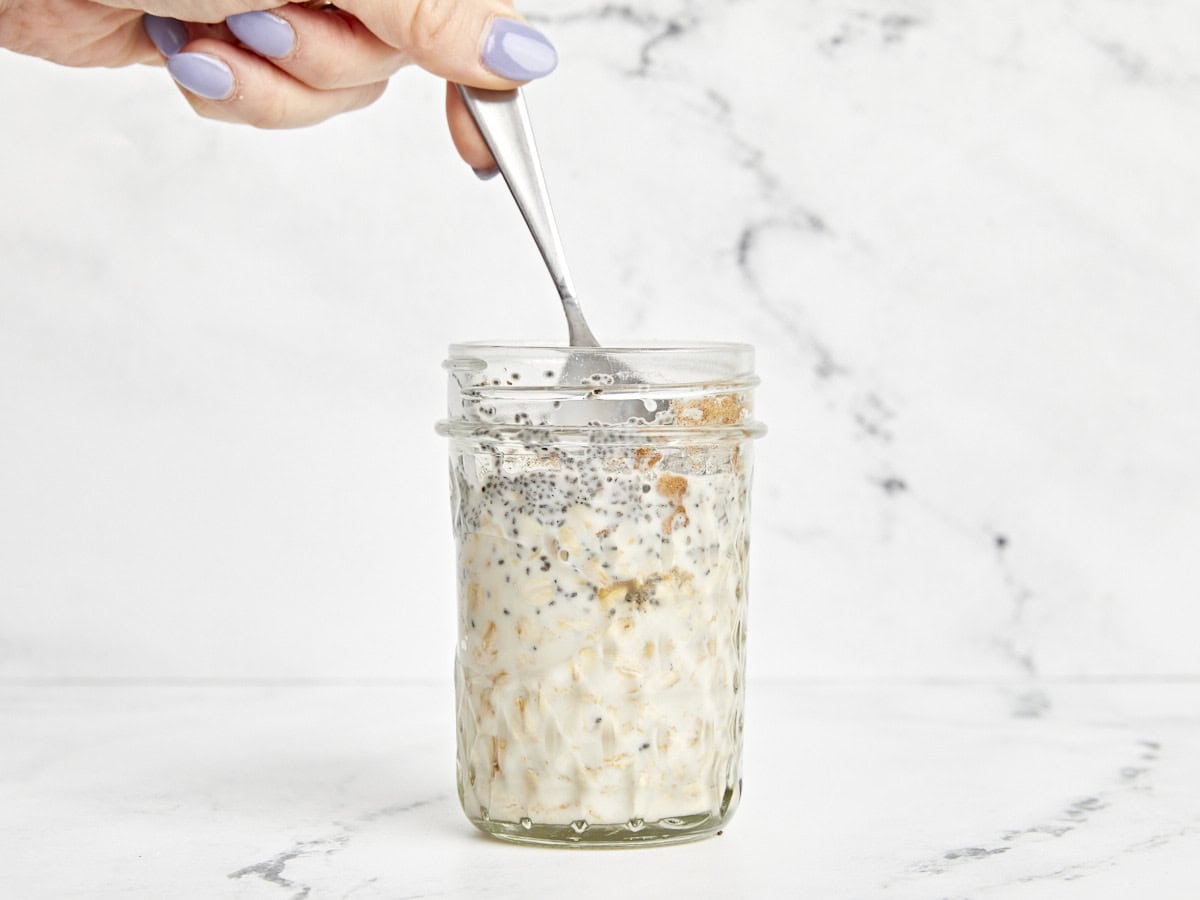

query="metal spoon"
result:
[456,85,599,349]
[457,85,667,426]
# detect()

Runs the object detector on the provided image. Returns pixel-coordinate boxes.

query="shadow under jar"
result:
[436,342,765,847]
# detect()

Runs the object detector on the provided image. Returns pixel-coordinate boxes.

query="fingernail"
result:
[166,52,234,101]
[473,167,500,181]
[482,19,558,80]
[143,14,188,57]
[226,10,295,60]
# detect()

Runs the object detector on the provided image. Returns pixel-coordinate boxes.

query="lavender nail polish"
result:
[143,14,188,58]
[226,10,295,60]
[482,19,558,81]
[166,52,234,101]
[473,167,500,181]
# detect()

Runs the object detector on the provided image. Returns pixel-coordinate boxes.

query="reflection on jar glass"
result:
[437,343,765,847]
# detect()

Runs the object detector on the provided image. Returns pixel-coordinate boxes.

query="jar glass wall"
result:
[437,343,764,846]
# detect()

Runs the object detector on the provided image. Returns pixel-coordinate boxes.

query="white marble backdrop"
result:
[2,0,1198,681]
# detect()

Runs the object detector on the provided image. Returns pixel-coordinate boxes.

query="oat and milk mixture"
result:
[451,390,752,828]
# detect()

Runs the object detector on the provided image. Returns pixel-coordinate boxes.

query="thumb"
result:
[335,0,557,88]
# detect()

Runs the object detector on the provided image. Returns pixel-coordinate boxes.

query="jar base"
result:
[467,811,728,848]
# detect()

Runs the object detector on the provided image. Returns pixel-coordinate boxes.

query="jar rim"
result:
[447,340,753,354]
[440,341,763,438]
[435,420,767,440]
[445,341,756,383]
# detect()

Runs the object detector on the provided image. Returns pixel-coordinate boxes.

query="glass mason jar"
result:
[436,342,764,847]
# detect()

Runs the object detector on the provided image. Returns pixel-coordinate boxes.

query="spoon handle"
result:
[456,85,599,348]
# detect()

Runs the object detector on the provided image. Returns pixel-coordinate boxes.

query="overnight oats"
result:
[437,343,764,846]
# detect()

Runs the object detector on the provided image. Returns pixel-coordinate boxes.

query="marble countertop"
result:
[5,0,1200,688]
[4,679,1198,898]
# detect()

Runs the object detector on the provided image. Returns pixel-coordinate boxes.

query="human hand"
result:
[0,0,558,170]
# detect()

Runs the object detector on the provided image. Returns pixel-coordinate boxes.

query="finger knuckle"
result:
[406,0,459,57]
[352,81,389,111]
[301,53,351,90]
[244,94,291,130]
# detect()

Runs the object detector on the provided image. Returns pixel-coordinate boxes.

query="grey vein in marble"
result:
[820,8,925,54]
[899,734,1170,888]
[227,796,446,898]
[532,3,701,78]
[229,837,347,900]
[993,532,1038,677]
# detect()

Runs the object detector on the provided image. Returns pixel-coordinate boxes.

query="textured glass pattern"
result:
[450,437,752,846]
